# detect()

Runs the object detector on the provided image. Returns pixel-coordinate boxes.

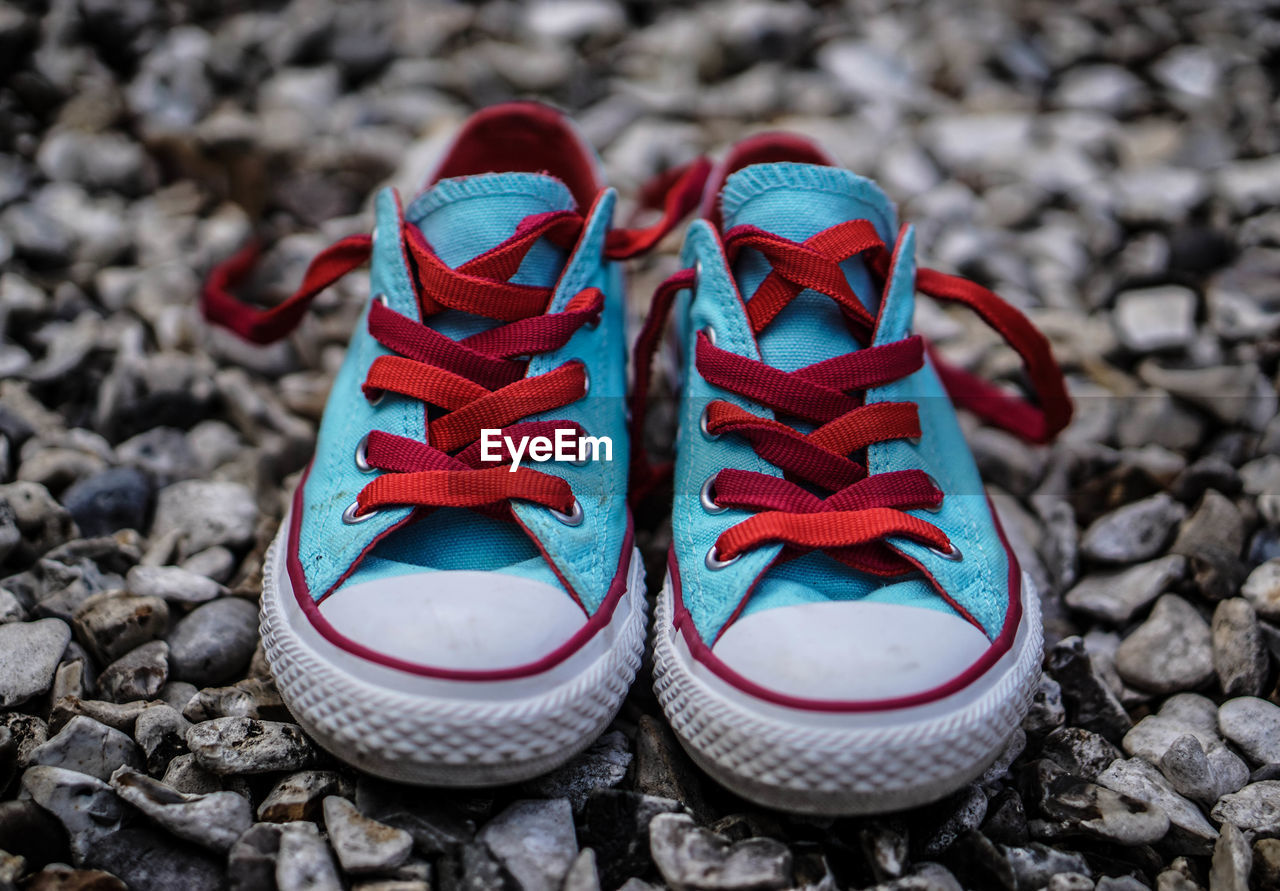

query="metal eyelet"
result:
[906,434,922,446]
[550,499,584,527]
[701,325,717,347]
[580,365,591,397]
[699,404,718,441]
[366,389,385,407]
[705,545,739,571]
[929,541,963,562]
[342,500,377,524]
[354,434,374,473]
[700,475,726,514]
[923,473,944,512]
[371,228,379,250]
[373,293,388,308]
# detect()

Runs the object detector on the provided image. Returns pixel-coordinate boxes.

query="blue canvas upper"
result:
[670,162,1011,645]
[297,172,629,614]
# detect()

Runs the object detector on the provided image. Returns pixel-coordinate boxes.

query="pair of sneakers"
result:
[204,102,1072,816]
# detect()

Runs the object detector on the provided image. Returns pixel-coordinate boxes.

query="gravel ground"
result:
[2,0,1280,889]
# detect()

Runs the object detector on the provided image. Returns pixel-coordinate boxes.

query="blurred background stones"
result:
[2,0,1280,888]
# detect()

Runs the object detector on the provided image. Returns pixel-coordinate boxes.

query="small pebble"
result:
[0,618,70,707]
[1114,596,1213,694]
[166,596,258,685]
[187,717,320,775]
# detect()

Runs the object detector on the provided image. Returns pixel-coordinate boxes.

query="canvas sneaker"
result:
[630,134,1073,815]
[202,102,708,785]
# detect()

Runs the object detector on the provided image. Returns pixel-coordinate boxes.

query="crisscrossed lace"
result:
[203,160,710,525]
[631,218,1072,574]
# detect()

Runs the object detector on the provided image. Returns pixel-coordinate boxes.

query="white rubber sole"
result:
[260,516,647,786]
[651,570,1043,816]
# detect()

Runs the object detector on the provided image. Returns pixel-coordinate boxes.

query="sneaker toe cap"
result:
[317,571,587,672]
[710,598,992,702]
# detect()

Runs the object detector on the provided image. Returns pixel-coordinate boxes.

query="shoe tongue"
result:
[719,163,897,373]
[407,172,576,337]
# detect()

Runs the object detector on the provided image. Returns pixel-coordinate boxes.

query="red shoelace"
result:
[631,218,1072,573]
[203,160,710,524]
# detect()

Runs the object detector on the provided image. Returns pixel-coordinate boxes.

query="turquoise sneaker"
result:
[203,102,707,785]
[631,134,1073,815]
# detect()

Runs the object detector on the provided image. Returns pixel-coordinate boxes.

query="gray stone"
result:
[1218,697,1280,765]
[1080,494,1186,564]
[71,593,169,664]
[1113,169,1207,225]
[1056,65,1147,114]
[1113,286,1197,352]
[187,717,319,774]
[182,677,286,722]
[1212,599,1268,697]
[134,703,193,775]
[116,427,201,487]
[276,820,342,891]
[918,784,988,858]
[97,640,169,702]
[1095,878,1149,891]
[83,826,224,891]
[860,824,909,882]
[1023,674,1067,735]
[563,847,603,891]
[162,752,222,796]
[1242,558,1280,622]
[1000,844,1092,891]
[323,795,413,874]
[37,129,155,196]
[1096,757,1218,854]
[649,812,793,891]
[1138,361,1277,431]
[151,480,258,558]
[110,765,252,852]
[1041,727,1122,781]
[126,565,226,605]
[523,730,631,811]
[354,776,477,856]
[27,715,143,781]
[179,547,237,585]
[1217,156,1280,215]
[48,697,149,736]
[1045,874,1094,891]
[1047,637,1133,742]
[1063,556,1186,624]
[0,617,70,706]
[1209,822,1253,891]
[228,822,284,891]
[863,863,963,891]
[21,765,124,864]
[1114,596,1213,694]
[259,770,350,822]
[0,586,26,624]
[1160,734,1248,806]
[1212,781,1280,834]
[578,790,682,889]
[479,798,578,891]
[0,481,74,563]
[61,467,154,539]
[1027,759,1170,847]
[1172,491,1247,601]
[634,714,710,819]
[1254,837,1280,889]
[1124,694,1222,763]
[166,597,258,685]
